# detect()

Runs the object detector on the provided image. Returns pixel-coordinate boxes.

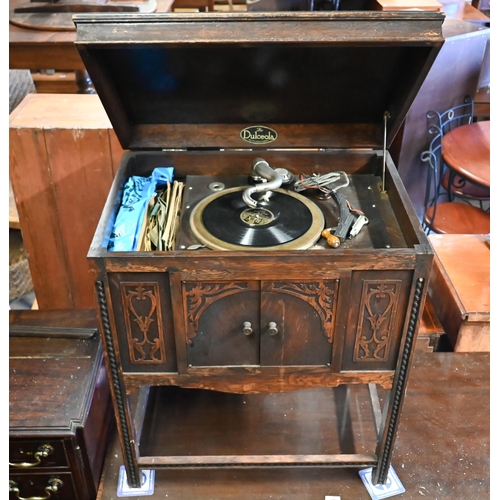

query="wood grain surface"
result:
[9,94,123,309]
[441,121,490,188]
[95,352,490,500]
[428,234,489,351]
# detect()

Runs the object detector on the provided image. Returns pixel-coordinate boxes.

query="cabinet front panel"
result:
[261,281,336,366]
[183,281,260,367]
[342,271,412,372]
[108,273,177,373]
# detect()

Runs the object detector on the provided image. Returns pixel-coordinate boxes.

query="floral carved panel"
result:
[264,281,337,342]
[121,282,166,364]
[354,280,401,362]
[184,282,254,344]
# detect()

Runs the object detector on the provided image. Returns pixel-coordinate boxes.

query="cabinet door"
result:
[183,281,260,367]
[260,281,337,366]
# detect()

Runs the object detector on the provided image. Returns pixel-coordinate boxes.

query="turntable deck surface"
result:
[178,174,404,251]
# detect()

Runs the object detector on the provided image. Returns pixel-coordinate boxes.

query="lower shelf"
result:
[136,384,385,468]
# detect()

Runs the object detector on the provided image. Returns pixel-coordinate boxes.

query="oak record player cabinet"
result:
[74,11,444,488]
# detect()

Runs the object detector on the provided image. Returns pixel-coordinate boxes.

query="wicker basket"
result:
[9,254,34,303]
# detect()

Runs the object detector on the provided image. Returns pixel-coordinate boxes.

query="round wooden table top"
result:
[442,120,490,188]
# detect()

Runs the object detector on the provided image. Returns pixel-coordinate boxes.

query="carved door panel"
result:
[260,281,337,366]
[183,281,260,367]
[342,271,413,372]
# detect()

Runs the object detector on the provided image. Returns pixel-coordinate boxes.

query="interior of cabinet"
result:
[94,149,421,255]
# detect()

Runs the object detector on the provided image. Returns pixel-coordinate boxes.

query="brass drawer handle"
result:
[9,478,63,500]
[242,321,253,336]
[267,322,278,336]
[9,445,54,468]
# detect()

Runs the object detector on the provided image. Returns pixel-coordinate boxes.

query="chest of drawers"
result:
[9,310,113,500]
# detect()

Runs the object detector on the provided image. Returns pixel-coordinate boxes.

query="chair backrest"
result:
[426,96,474,137]
[420,105,490,235]
[420,130,445,233]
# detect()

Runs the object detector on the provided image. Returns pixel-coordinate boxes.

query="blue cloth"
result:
[108,167,174,251]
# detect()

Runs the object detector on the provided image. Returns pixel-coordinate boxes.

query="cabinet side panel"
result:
[108,273,177,373]
[342,271,413,371]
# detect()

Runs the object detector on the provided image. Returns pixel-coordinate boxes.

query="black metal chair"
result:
[420,129,490,235]
[426,97,490,210]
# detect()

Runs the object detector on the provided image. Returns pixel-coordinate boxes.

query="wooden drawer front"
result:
[9,440,68,470]
[9,472,77,500]
[182,279,337,368]
[342,271,413,372]
[108,273,178,373]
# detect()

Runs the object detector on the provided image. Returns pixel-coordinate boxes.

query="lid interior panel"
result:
[87,45,428,125]
[80,43,437,149]
[74,12,444,150]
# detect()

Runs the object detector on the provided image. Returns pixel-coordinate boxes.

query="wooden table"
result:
[428,233,489,351]
[442,120,490,189]
[95,351,490,500]
[9,0,174,73]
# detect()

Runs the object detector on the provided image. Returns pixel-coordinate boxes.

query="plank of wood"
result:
[9,180,20,229]
[9,93,123,309]
[96,352,489,500]
[376,0,442,10]
[9,93,113,129]
[429,234,489,317]
[428,233,489,351]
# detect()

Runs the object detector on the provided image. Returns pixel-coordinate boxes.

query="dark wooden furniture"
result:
[442,120,490,189]
[474,86,490,120]
[428,234,489,352]
[374,0,442,11]
[415,295,444,351]
[171,0,215,10]
[8,0,174,93]
[9,309,113,500]
[95,351,490,499]
[73,11,444,487]
[10,0,158,31]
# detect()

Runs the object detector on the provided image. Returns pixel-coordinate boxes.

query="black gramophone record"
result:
[189,187,324,251]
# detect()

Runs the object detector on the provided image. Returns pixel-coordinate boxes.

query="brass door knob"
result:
[242,321,253,336]
[267,322,278,336]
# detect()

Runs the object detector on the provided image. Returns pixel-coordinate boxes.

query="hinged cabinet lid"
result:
[74,11,444,151]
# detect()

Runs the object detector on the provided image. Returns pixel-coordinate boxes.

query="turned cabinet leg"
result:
[75,69,95,94]
[372,278,425,485]
[96,280,142,488]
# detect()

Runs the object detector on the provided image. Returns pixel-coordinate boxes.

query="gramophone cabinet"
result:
[74,11,444,487]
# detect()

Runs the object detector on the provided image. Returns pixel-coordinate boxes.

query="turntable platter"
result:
[189,187,324,251]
